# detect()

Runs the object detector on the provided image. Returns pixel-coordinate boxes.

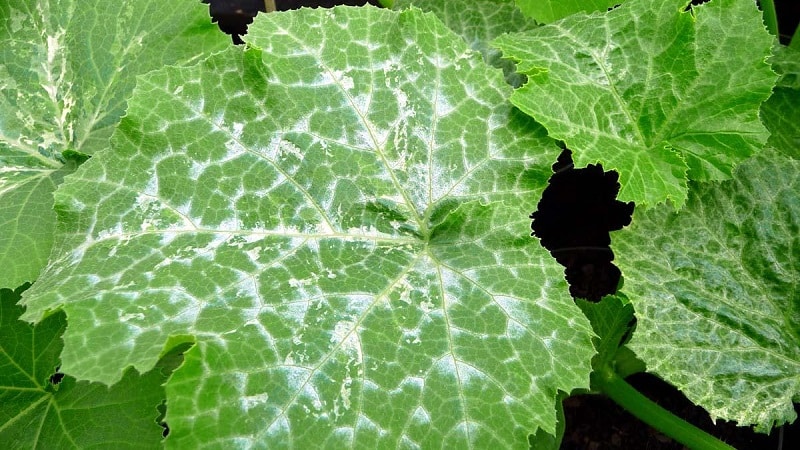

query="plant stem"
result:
[592,367,735,450]
[377,0,395,8]
[760,0,779,38]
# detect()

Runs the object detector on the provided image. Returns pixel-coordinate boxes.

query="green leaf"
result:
[770,44,800,90]
[0,164,71,288]
[576,295,634,372]
[21,7,595,448]
[393,0,537,86]
[0,285,169,448]
[0,0,229,288]
[612,148,800,432]
[494,0,776,208]
[763,45,800,159]
[514,0,620,23]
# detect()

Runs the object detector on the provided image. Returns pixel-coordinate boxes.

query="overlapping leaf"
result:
[0,0,228,287]
[613,148,800,432]
[0,285,169,447]
[514,0,619,23]
[494,0,776,208]
[21,7,594,448]
[393,0,536,86]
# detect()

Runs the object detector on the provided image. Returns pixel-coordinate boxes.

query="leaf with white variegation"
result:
[0,0,229,288]
[21,7,594,448]
[613,148,800,432]
[494,0,776,209]
[393,0,536,86]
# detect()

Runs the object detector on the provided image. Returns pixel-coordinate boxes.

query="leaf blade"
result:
[494,0,776,208]
[22,7,594,447]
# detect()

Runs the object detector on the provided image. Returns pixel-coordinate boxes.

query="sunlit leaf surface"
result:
[494,0,775,208]
[21,7,594,448]
[0,0,229,287]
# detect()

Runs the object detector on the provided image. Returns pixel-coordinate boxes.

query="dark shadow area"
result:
[203,0,382,44]
[530,149,634,301]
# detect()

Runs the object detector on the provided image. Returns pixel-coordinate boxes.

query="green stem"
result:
[760,0,779,38]
[377,0,395,8]
[592,368,735,450]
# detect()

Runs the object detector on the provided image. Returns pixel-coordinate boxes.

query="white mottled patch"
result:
[434,91,454,117]
[231,122,244,139]
[265,415,290,439]
[96,224,124,240]
[435,358,485,386]
[411,405,430,425]
[120,312,145,322]
[241,392,269,411]
[454,421,480,445]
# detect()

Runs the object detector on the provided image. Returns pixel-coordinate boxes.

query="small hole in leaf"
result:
[530,149,634,301]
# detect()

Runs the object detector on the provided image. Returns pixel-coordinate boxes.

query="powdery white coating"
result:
[140,176,159,197]
[265,415,290,439]
[188,160,206,180]
[433,90,455,118]
[334,363,355,420]
[95,223,124,241]
[120,312,145,322]
[411,405,431,425]
[231,121,245,139]
[240,392,270,412]
[454,421,480,446]
[356,414,385,435]
[317,69,354,91]
[434,357,486,386]
[493,296,529,338]
[331,320,363,363]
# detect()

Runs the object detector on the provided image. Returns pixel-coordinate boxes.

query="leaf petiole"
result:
[592,367,735,450]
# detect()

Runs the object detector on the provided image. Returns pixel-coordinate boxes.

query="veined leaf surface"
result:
[394,0,536,86]
[0,0,228,288]
[21,7,594,448]
[614,149,800,432]
[494,0,776,208]
[0,286,170,448]
[514,0,620,23]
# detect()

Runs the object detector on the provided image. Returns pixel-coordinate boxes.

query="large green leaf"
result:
[394,0,536,86]
[494,0,776,209]
[0,285,169,448]
[514,0,620,23]
[0,0,229,288]
[613,148,800,432]
[21,7,595,448]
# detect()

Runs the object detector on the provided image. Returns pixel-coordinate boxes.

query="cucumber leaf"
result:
[21,7,594,448]
[494,0,776,209]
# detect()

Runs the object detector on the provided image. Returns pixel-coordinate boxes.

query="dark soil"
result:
[203,1,800,448]
[563,373,800,450]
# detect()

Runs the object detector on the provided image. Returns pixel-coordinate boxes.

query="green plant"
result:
[1,0,797,448]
